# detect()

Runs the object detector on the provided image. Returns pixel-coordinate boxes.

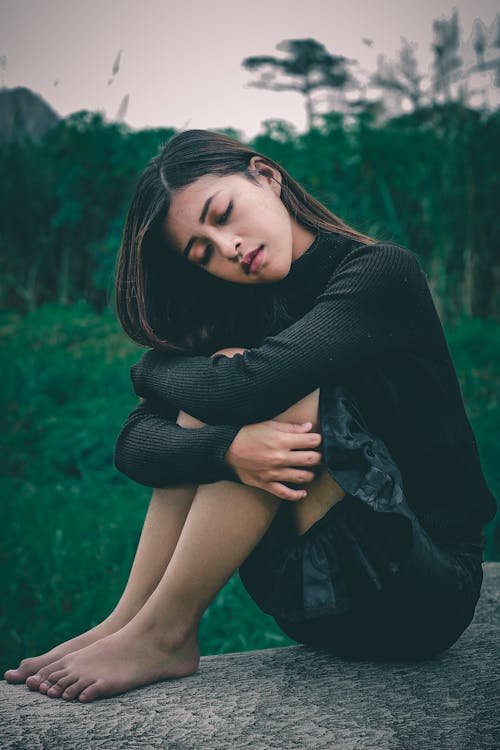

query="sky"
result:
[1,0,499,138]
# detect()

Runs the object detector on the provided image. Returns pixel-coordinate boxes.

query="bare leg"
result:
[32,479,281,702]
[18,349,345,700]
[5,484,197,685]
[273,388,346,535]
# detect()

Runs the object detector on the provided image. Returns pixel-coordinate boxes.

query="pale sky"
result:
[1,0,499,138]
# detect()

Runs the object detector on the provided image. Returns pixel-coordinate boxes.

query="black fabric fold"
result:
[239,383,417,623]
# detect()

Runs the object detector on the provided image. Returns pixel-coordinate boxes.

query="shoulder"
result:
[315,240,428,311]
[337,240,423,272]
[327,240,425,291]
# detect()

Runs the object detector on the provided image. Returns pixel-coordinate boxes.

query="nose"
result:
[212,230,242,260]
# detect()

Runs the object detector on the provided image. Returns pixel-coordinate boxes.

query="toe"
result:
[48,673,79,698]
[4,668,23,683]
[5,658,36,683]
[62,679,92,701]
[34,658,66,688]
[78,682,101,702]
[26,674,43,690]
[44,670,69,698]
[47,684,64,698]
[39,670,64,695]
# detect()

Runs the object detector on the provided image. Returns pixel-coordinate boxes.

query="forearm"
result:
[114,399,241,488]
[130,245,422,424]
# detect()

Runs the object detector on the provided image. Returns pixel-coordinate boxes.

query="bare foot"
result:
[32,621,200,702]
[4,612,133,687]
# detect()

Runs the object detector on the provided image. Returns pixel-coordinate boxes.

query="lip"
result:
[242,245,264,274]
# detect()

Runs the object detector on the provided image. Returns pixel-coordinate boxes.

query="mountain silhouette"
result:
[0,86,60,143]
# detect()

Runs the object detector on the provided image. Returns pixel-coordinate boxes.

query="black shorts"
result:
[238,384,485,662]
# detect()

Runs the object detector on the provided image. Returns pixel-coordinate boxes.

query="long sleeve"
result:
[114,397,241,488]
[130,243,427,425]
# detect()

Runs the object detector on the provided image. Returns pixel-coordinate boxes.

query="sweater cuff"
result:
[205,424,243,483]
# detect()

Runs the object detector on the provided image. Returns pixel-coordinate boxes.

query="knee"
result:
[176,410,206,428]
[275,388,321,433]
[211,346,249,358]
[177,346,320,432]
[176,347,249,428]
[213,348,321,429]
[214,347,321,429]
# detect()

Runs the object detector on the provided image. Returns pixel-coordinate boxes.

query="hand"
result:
[224,420,323,501]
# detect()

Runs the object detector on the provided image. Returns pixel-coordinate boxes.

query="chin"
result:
[270,258,293,282]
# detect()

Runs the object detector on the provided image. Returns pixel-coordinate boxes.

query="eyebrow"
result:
[182,190,222,258]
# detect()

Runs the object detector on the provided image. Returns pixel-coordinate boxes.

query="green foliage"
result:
[0,113,176,312]
[445,317,500,559]
[251,105,500,322]
[1,103,498,321]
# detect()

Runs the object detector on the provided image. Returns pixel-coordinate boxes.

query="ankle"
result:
[140,615,199,653]
[107,598,148,629]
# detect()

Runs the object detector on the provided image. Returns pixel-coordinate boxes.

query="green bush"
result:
[445,317,500,558]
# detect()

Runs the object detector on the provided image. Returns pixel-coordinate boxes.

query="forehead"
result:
[170,174,224,214]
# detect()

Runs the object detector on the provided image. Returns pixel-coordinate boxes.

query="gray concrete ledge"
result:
[1,563,499,750]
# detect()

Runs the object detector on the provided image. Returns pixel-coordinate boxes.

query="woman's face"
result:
[162,157,316,284]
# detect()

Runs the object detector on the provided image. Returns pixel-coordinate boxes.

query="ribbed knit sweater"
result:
[114,231,497,545]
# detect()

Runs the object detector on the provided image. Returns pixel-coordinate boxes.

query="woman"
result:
[5,129,496,702]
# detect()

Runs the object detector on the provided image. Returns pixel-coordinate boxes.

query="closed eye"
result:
[217,201,233,225]
[199,201,233,267]
[199,244,213,267]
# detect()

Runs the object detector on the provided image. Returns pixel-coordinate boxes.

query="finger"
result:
[266,482,308,501]
[279,468,318,483]
[268,422,323,452]
[286,450,324,468]
[270,421,313,432]
[278,430,322,450]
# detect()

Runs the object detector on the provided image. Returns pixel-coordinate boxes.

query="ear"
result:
[249,155,282,196]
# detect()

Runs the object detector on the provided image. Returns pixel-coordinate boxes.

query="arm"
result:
[130,243,425,425]
[114,397,241,488]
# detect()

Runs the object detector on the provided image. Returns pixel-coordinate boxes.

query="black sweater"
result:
[114,231,497,545]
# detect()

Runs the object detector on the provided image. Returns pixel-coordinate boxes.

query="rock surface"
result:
[1,563,499,750]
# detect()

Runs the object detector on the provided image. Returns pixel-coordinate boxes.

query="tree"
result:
[370,11,500,114]
[431,10,500,107]
[371,39,425,113]
[432,10,463,102]
[242,39,353,129]
[466,16,500,103]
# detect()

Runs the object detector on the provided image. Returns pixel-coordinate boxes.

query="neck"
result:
[291,221,317,263]
[275,229,363,315]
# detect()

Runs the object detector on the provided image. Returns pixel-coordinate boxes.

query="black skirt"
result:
[238,383,484,661]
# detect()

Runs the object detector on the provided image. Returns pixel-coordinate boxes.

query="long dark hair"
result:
[114,129,375,355]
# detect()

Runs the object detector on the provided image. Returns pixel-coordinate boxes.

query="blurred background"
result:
[1,0,499,673]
